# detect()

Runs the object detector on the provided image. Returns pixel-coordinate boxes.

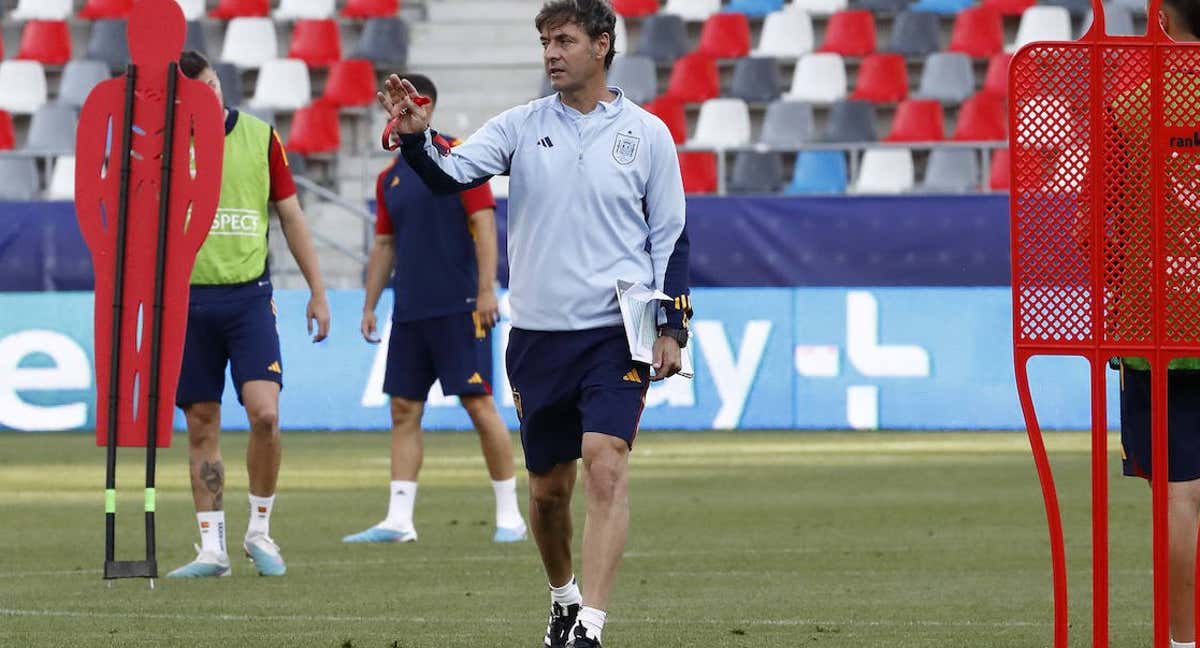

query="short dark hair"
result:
[404,73,438,105]
[179,50,210,79]
[1165,0,1200,38]
[535,0,617,69]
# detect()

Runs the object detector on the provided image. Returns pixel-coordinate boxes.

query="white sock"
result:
[247,493,275,537]
[576,606,607,642]
[197,511,226,556]
[492,477,524,529]
[549,575,582,607]
[1172,641,1196,648]
[384,480,417,531]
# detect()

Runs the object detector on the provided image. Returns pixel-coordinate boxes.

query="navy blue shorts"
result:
[177,289,282,407]
[506,326,650,475]
[1120,366,1200,482]
[383,311,493,401]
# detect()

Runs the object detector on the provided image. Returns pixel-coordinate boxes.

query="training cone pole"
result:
[74,0,224,583]
[1010,0,1200,644]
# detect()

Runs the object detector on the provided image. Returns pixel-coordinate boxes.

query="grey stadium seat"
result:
[58,60,110,109]
[916,52,975,104]
[87,19,130,71]
[213,62,245,108]
[635,14,689,64]
[1079,4,1138,37]
[920,148,979,193]
[821,100,878,143]
[1044,0,1093,17]
[887,11,941,58]
[850,0,912,13]
[608,55,657,105]
[185,20,208,55]
[24,104,77,154]
[0,156,40,200]
[759,100,814,148]
[729,151,785,194]
[730,57,782,104]
[351,18,409,66]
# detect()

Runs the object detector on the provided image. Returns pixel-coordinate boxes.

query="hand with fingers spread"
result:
[378,75,432,148]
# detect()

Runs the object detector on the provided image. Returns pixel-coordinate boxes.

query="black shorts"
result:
[177,291,282,407]
[1120,366,1200,482]
[383,311,493,401]
[506,326,650,475]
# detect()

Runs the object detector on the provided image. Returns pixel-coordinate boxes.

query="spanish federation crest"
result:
[613,132,640,165]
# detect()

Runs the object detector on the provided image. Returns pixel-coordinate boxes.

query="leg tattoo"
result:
[200,460,225,510]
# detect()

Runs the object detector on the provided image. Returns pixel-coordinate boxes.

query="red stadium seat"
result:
[288,19,343,67]
[644,95,688,143]
[341,0,400,18]
[612,0,660,17]
[982,0,1035,15]
[0,111,14,150]
[665,53,720,103]
[947,7,1003,59]
[17,21,72,66]
[885,99,945,142]
[323,59,377,106]
[849,53,908,103]
[989,148,1010,190]
[818,10,876,58]
[696,13,751,59]
[79,0,133,19]
[982,52,1012,98]
[286,99,341,154]
[679,151,718,194]
[952,92,1006,141]
[209,0,269,19]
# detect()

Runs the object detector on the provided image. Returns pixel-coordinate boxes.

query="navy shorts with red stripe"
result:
[383,311,494,401]
[506,326,650,475]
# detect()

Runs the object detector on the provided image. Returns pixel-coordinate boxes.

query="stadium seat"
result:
[849,53,908,103]
[786,53,847,104]
[730,57,783,103]
[1079,3,1137,37]
[981,0,1035,15]
[286,150,308,176]
[612,0,660,17]
[729,152,785,193]
[644,95,688,143]
[920,148,978,192]
[79,0,133,19]
[851,0,912,13]
[759,100,814,148]
[323,59,378,107]
[48,156,75,200]
[24,104,77,153]
[752,9,814,59]
[0,112,15,150]
[635,14,690,64]
[248,59,312,111]
[696,13,752,59]
[916,52,975,103]
[982,53,1012,98]
[351,18,410,66]
[908,0,974,14]
[184,20,208,55]
[662,0,721,21]
[885,99,945,141]
[288,19,343,67]
[689,98,752,149]
[241,105,276,124]
[341,0,400,18]
[1043,0,1092,18]
[726,0,786,16]
[786,151,848,194]
[17,21,72,66]
[792,0,849,15]
[213,62,246,107]
[1009,7,1073,52]
[887,11,941,57]
[0,61,48,114]
[0,156,40,200]
[87,20,131,71]
[947,7,1003,58]
[221,18,279,69]
[286,98,340,154]
[852,148,915,193]
[176,0,206,21]
[10,0,72,21]
[678,151,718,194]
[989,147,1010,190]
[952,92,1006,141]
[58,60,111,109]
[210,0,270,19]
[275,0,336,20]
[818,10,876,57]
[614,16,629,56]
[821,100,878,142]
[608,55,658,105]
[665,53,720,103]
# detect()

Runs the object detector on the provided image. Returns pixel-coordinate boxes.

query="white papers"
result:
[615,280,694,379]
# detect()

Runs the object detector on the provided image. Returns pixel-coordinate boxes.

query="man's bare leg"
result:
[1169,479,1200,643]
[461,394,525,537]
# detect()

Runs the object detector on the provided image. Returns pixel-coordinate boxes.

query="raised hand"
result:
[377,75,431,138]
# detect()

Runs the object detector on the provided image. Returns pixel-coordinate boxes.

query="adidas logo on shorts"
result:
[622,369,642,384]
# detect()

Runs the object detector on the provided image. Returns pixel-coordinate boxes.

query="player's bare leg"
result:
[462,394,527,541]
[389,396,425,480]
[1168,479,1200,643]
[167,402,230,578]
[240,380,286,575]
[579,433,629,611]
[530,460,580,647]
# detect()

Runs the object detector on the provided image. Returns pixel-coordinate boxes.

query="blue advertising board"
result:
[0,288,1117,433]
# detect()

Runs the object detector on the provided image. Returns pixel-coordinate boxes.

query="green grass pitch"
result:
[0,431,1166,646]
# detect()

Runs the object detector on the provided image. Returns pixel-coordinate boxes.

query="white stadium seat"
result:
[248,59,312,111]
[688,99,752,149]
[274,0,337,20]
[175,0,206,21]
[852,148,916,194]
[786,53,847,104]
[48,156,76,201]
[1008,7,1073,52]
[0,61,49,115]
[753,9,815,60]
[10,0,72,20]
[662,0,721,21]
[221,18,279,69]
[790,0,848,16]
